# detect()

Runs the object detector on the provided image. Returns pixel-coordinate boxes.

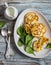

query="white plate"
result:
[14,8,51,58]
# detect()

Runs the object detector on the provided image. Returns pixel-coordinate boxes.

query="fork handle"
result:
[5,36,14,58]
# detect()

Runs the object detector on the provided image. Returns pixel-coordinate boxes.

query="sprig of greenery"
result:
[46,43,51,48]
[0,21,6,28]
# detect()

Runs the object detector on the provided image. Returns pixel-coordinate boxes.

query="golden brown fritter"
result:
[24,12,39,34]
[31,23,46,37]
[24,12,39,25]
[32,36,49,52]
[39,36,49,45]
[32,40,42,52]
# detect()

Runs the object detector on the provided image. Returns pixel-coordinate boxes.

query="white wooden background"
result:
[0,0,51,65]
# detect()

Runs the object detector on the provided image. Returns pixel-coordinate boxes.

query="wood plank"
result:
[9,2,51,21]
[1,0,51,3]
[7,0,51,2]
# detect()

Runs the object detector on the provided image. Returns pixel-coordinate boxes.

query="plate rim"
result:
[14,8,51,58]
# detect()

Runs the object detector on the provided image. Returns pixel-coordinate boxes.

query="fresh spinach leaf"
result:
[27,40,32,47]
[20,35,25,44]
[25,46,34,54]
[17,26,27,44]
[0,21,6,28]
[25,35,33,45]
[17,26,26,36]
[46,43,51,48]
[17,26,22,36]
[18,39,23,47]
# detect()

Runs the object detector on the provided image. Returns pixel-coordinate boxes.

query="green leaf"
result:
[0,21,6,28]
[46,43,51,48]
[20,35,25,43]
[17,26,27,44]
[25,35,33,45]
[17,26,22,36]
[25,46,34,54]
[27,40,32,47]
[17,26,26,36]
[18,39,23,47]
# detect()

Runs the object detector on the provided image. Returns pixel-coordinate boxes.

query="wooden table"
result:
[0,0,51,65]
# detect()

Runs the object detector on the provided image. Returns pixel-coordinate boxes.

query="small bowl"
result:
[4,6,18,20]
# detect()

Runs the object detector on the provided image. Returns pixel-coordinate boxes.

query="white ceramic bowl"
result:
[4,6,18,20]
